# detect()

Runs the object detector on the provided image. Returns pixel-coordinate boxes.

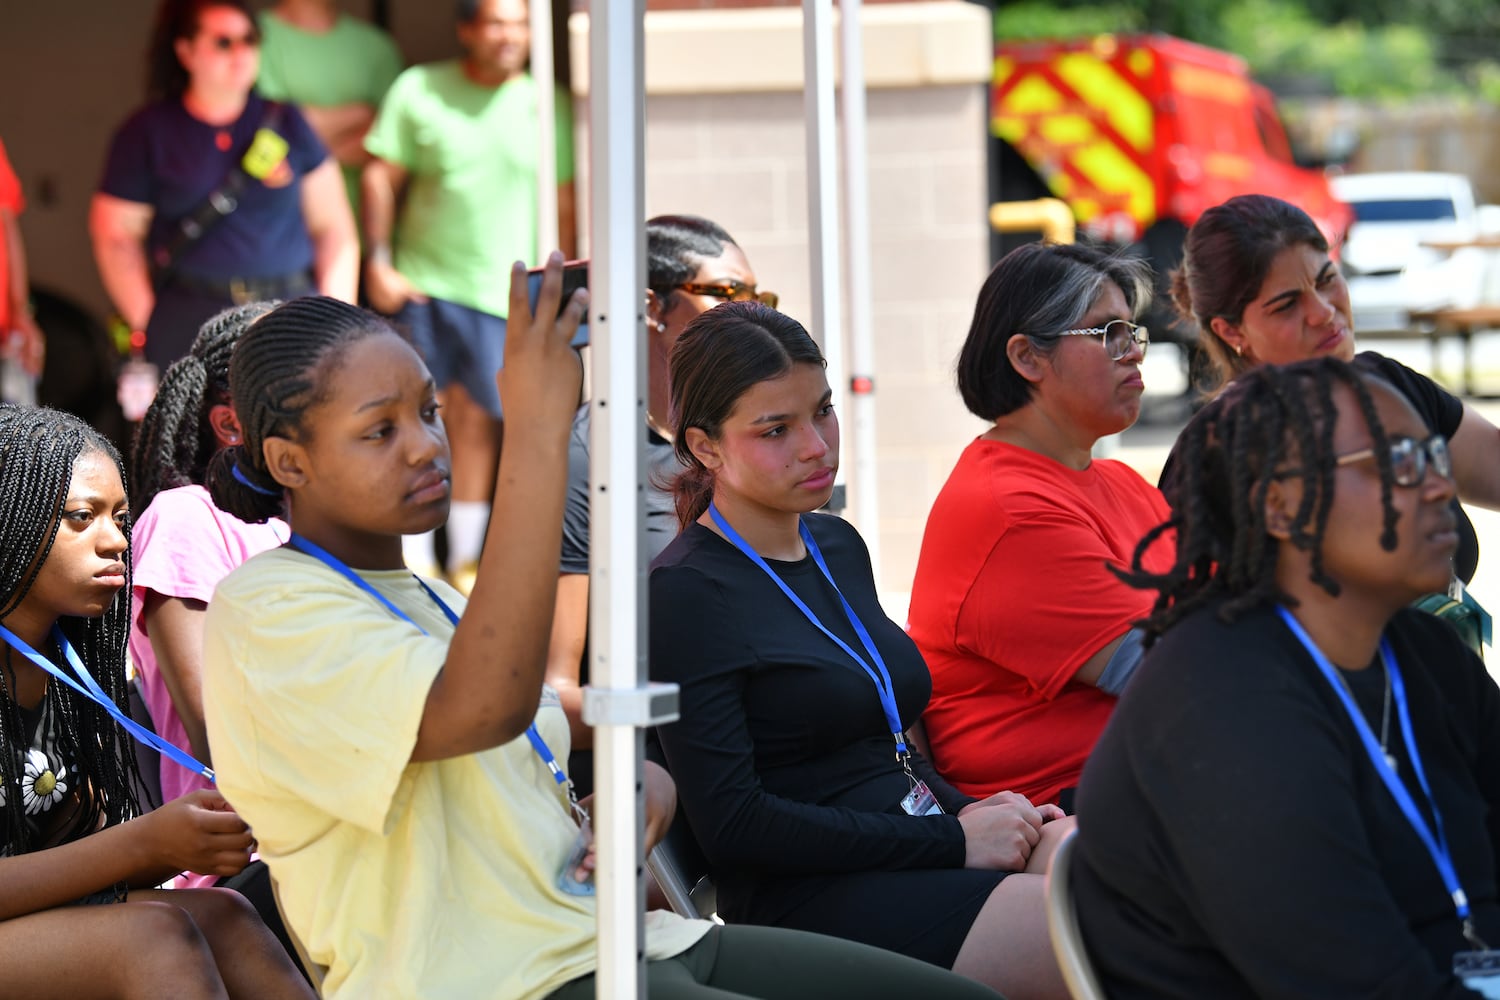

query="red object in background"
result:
[991,33,1352,256]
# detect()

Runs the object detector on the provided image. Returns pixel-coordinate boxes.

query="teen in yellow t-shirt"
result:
[202,259,1002,1000]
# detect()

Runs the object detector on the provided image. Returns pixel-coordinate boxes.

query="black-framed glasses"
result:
[1336,433,1452,488]
[1054,319,1149,361]
[677,282,779,310]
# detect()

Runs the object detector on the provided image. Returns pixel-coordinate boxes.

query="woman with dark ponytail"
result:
[129,301,285,827]
[1168,192,1500,585]
[1074,357,1500,998]
[650,301,1069,1000]
[0,404,313,998]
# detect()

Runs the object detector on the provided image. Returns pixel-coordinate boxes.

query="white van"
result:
[1332,171,1490,332]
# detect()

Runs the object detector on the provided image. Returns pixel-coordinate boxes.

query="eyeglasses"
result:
[677,282,779,310]
[209,32,260,52]
[1336,434,1452,488]
[1054,319,1148,361]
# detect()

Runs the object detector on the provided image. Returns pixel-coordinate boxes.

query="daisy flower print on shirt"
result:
[22,748,68,816]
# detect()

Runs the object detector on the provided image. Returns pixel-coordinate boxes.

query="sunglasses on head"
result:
[677,282,779,310]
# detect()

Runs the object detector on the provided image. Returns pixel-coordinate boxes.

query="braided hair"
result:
[668,301,825,529]
[206,297,397,523]
[1119,357,1400,642]
[0,405,141,855]
[130,302,277,516]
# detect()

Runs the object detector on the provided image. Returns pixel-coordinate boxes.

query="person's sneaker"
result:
[446,561,480,597]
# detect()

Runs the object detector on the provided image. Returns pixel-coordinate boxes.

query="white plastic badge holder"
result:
[1457,951,1500,997]
[901,780,943,817]
[557,822,597,896]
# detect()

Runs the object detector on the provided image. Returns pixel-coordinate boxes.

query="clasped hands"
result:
[957,790,1065,872]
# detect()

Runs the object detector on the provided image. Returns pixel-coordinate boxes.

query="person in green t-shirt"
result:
[255,0,404,223]
[361,0,576,589]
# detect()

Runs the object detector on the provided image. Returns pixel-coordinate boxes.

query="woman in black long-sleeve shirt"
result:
[650,302,1071,1000]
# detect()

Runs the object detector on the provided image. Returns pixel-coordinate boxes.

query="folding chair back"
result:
[1045,828,1107,1000]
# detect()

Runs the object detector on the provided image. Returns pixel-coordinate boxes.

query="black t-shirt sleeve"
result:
[650,559,967,874]
[98,107,156,205]
[1356,350,1464,438]
[279,101,329,175]
[560,408,590,575]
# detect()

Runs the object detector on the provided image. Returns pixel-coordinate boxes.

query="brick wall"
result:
[570,1,993,598]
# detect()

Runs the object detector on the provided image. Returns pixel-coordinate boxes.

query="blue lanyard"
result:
[1277,605,1487,948]
[707,505,912,767]
[0,622,214,782]
[284,534,571,792]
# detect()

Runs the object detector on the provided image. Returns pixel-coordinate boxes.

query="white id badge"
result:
[556,822,596,896]
[1456,951,1500,996]
[901,780,944,816]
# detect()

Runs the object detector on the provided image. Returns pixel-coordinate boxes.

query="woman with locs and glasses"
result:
[89,0,356,372]
[1073,357,1500,999]
[906,241,1176,810]
[1168,193,1500,586]
[546,214,776,796]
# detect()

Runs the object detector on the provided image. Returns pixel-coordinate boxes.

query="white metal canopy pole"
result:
[583,0,679,997]
[838,0,880,584]
[803,0,846,511]
[531,0,559,255]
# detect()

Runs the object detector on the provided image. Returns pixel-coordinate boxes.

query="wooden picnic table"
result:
[1421,235,1500,253]
[1402,305,1500,396]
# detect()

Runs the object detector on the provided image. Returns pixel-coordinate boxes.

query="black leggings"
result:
[545,924,1002,1000]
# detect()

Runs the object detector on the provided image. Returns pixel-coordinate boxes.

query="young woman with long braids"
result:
[0,404,314,999]
[129,301,285,821]
[198,258,1003,1000]
[1073,357,1500,998]
[650,301,1069,1000]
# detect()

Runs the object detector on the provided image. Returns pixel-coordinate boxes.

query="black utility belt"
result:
[164,270,313,304]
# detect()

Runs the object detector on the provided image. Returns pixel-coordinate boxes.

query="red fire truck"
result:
[990,32,1352,337]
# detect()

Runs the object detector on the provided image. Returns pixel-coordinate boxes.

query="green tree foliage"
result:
[992,0,1500,100]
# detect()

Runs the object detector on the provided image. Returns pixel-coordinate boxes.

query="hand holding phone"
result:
[527,259,590,347]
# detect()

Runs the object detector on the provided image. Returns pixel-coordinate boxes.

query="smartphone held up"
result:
[526,259,590,348]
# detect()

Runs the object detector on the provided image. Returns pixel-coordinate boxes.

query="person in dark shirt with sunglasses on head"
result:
[546,214,776,796]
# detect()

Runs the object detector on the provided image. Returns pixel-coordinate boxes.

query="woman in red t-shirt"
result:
[907,241,1176,808]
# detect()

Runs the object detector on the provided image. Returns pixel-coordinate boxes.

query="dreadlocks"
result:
[1118,357,1401,642]
[0,405,140,855]
[130,302,277,515]
[206,296,397,523]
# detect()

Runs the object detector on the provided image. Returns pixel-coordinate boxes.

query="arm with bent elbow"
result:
[409,258,586,762]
